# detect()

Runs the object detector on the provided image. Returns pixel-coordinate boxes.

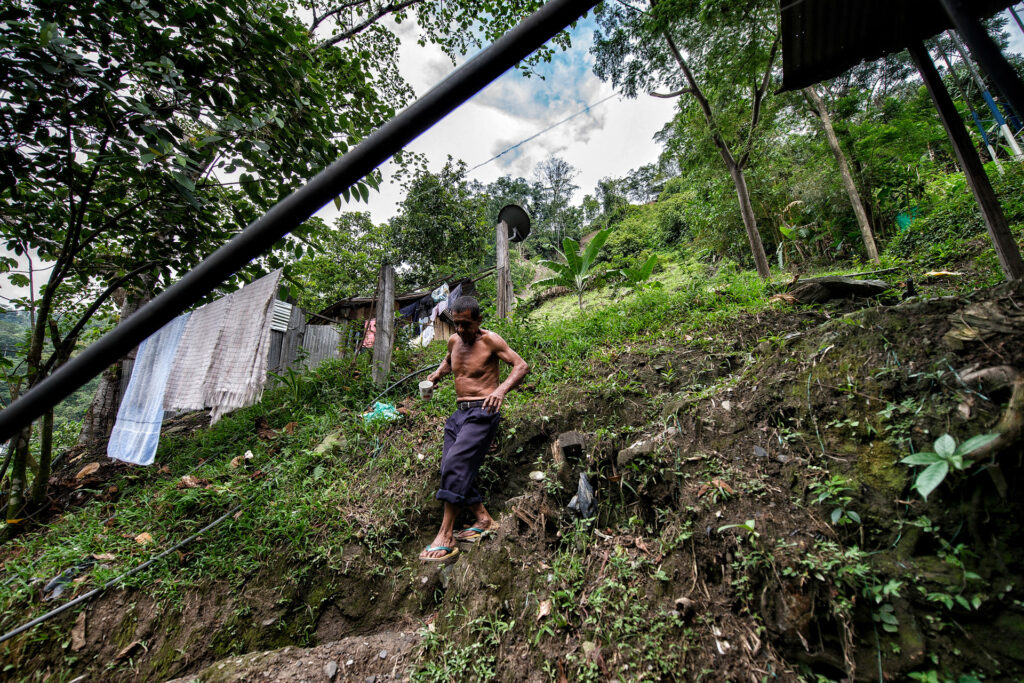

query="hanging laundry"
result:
[410,325,435,348]
[107,313,191,466]
[431,283,449,303]
[399,301,419,319]
[430,298,448,322]
[416,293,435,319]
[447,283,463,308]
[362,318,377,349]
[163,269,283,423]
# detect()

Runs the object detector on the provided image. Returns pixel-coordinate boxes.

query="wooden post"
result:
[909,42,1024,281]
[496,220,513,318]
[940,0,1024,124]
[371,263,395,386]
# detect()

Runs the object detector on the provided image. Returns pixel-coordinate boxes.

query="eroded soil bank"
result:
[8,279,1024,682]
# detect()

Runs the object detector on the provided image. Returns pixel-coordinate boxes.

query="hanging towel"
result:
[163,269,283,423]
[107,313,191,466]
[161,294,232,413]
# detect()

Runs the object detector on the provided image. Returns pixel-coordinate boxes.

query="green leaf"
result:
[581,227,613,271]
[638,254,658,279]
[830,507,842,524]
[170,171,195,192]
[533,277,566,291]
[914,461,949,500]
[333,196,342,210]
[955,433,1000,457]
[846,510,860,524]
[561,239,582,274]
[933,433,956,458]
[900,452,940,466]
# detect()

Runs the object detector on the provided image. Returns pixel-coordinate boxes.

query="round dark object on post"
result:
[498,204,531,243]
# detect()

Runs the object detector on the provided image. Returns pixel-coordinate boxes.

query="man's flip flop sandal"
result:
[420,545,460,563]
[456,523,500,543]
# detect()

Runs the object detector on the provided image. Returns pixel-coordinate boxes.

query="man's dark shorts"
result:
[436,405,501,506]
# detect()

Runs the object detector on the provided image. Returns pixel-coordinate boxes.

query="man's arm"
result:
[482,333,529,413]
[427,337,455,386]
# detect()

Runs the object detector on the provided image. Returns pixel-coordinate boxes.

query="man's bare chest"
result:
[452,345,496,379]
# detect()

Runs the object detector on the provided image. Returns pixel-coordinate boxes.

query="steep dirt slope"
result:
[10,278,1024,682]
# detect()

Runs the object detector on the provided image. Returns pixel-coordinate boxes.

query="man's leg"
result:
[456,501,495,540]
[421,501,459,559]
[422,412,464,560]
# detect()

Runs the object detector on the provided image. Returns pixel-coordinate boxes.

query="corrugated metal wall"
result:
[299,325,341,369]
[267,302,342,375]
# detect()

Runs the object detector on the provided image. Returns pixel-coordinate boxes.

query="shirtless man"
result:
[419,295,529,562]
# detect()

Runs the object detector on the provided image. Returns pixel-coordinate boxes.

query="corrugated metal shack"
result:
[118,300,343,404]
[311,274,486,348]
[266,300,342,373]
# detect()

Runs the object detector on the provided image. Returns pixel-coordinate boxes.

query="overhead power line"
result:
[468,92,620,173]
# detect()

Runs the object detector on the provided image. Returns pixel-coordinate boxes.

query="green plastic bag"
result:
[362,401,401,425]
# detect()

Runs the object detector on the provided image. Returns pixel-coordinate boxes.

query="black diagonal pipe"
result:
[0,0,598,443]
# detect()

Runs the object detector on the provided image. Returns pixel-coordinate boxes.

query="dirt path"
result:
[167,628,420,682]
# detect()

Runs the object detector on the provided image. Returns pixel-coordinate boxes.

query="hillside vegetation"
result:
[3,231,1024,681]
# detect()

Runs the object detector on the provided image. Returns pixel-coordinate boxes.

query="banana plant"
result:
[618,254,661,292]
[534,227,613,310]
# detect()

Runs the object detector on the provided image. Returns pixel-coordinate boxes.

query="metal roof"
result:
[780,0,1013,91]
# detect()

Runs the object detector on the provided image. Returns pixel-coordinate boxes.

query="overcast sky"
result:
[312,14,678,226]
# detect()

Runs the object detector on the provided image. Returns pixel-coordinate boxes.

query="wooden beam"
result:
[909,41,1024,281]
[371,264,395,386]
[496,220,513,318]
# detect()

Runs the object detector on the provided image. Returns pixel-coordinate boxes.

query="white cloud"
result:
[318,17,677,224]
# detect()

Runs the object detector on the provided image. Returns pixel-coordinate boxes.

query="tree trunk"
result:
[4,426,31,536]
[805,87,880,263]
[726,161,772,279]
[662,32,773,280]
[77,289,147,447]
[77,364,122,447]
[30,409,53,507]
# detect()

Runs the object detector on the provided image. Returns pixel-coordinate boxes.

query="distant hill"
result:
[0,308,30,358]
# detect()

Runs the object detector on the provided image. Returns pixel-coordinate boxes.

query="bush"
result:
[602,206,661,268]
[883,162,1024,270]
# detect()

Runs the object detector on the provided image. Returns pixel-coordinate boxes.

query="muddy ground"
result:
[6,277,1024,682]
